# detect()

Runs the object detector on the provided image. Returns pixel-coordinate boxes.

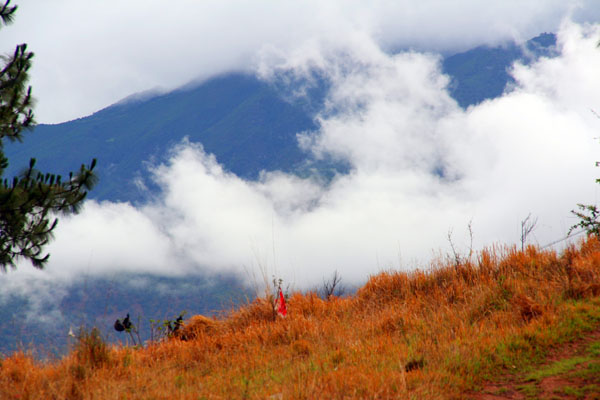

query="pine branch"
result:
[0,2,98,271]
[0,159,97,270]
[0,1,17,27]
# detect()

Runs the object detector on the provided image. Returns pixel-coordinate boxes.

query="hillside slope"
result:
[2,236,599,399]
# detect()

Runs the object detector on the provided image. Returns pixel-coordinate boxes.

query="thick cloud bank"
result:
[10,20,600,289]
[1,0,600,123]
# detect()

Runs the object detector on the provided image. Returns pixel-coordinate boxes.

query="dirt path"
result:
[467,329,600,399]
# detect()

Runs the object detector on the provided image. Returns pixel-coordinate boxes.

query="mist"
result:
[6,20,598,294]
[1,1,600,123]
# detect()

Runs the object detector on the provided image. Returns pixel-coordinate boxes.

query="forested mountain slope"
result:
[3,34,556,203]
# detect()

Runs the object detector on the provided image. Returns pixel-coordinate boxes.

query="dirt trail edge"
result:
[467,328,600,399]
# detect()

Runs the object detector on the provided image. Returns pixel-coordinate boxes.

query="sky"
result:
[2,1,600,297]
[0,0,599,124]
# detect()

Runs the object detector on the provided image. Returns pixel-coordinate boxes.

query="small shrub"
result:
[175,315,218,341]
[291,339,312,358]
[377,312,405,334]
[330,349,345,367]
[322,270,344,300]
[68,382,84,400]
[405,356,425,372]
[174,374,185,389]
[75,327,109,368]
[229,297,275,329]
[512,294,543,322]
[150,312,186,343]
[122,351,132,368]
[69,364,87,381]
[570,204,600,236]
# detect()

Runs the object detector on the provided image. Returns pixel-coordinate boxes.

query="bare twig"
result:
[520,213,538,251]
[322,270,344,300]
[467,219,474,262]
[447,228,461,268]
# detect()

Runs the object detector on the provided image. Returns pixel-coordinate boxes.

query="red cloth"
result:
[276,288,287,317]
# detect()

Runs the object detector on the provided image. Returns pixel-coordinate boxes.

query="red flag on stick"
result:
[276,288,287,317]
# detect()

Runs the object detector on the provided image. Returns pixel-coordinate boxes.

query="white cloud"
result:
[0,1,599,123]
[8,20,598,292]
[46,201,174,278]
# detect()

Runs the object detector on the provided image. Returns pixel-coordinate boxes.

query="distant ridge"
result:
[3,33,556,203]
[442,32,557,108]
[5,73,321,202]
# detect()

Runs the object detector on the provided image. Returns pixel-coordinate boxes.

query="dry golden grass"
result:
[3,237,600,399]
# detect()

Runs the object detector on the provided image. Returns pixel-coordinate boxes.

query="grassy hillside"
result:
[2,235,600,399]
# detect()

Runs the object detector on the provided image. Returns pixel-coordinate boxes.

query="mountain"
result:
[0,33,559,357]
[442,32,557,108]
[3,34,557,204]
[0,272,251,356]
[3,74,325,202]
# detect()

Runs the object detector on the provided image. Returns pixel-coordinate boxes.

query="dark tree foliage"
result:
[569,162,600,237]
[0,1,96,271]
[570,203,600,237]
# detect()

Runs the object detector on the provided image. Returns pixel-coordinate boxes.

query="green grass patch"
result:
[524,356,589,382]
[570,360,600,380]
[516,383,539,398]
[494,387,509,395]
[587,341,600,357]
[465,297,600,395]
[559,384,600,399]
